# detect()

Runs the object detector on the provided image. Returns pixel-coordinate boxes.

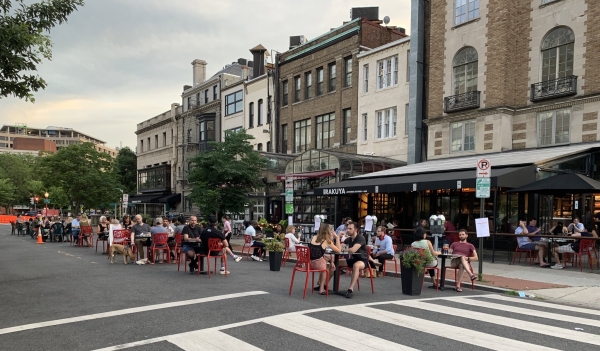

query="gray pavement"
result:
[0,225,597,350]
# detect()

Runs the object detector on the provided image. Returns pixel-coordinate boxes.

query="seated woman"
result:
[411,230,441,289]
[284,225,301,252]
[309,224,341,295]
[80,214,93,246]
[98,216,109,240]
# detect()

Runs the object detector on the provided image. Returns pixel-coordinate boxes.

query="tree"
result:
[0,153,37,204]
[188,130,267,217]
[40,142,119,211]
[114,146,137,194]
[0,0,84,102]
[0,178,16,208]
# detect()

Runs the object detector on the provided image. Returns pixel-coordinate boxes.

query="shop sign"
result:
[322,188,346,195]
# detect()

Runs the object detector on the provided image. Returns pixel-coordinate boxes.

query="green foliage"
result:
[0,153,38,203]
[0,0,85,102]
[140,213,152,225]
[0,178,16,206]
[114,146,137,194]
[504,290,520,296]
[278,219,288,229]
[258,217,268,227]
[263,233,285,252]
[188,130,267,216]
[47,185,69,209]
[400,248,434,276]
[39,142,119,211]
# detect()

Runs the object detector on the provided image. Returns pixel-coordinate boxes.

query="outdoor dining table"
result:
[535,234,576,264]
[437,253,462,291]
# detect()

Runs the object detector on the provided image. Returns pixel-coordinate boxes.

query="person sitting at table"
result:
[369,226,393,276]
[284,225,301,252]
[121,215,134,231]
[551,222,598,269]
[130,214,152,260]
[182,215,202,273]
[200,214,242,275]
[310,223,341,295]
[149,217,168,263]
[549,221,567,235]
[567,217,585,234]
[335,217,350,235]
[337,221,369,299]
[97,216,109,241]
[526,218,544,244]
[515,219,549,267]
[449,229,479,292]
[246,220,266,261]
[80,214,93,246]
[411,227,440,288]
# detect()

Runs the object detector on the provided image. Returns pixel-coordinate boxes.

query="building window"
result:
[163,132,167,146]
[225,127,242,139]
[343,109,352,144]
[225,90,243,115]
[538,109,570,146]
[294,118,311,153]
[316,113,335,149]
[258,99,264,126]
[257,143,263,151]
[455,0,479,25]
[344,57,352,87]
[294,76,301,102]
[266,141,271,152]
[267,96,272,124]
[316,67,324,96]
[282,124,288,154]
[187,97,191,111]
[405,103,409,135]
[282,80,288,106]
[451,120,476,152]
[362,114,368,142]
[140,140,143,152]
[328,63,336,92]
[305,72,312,99]
[377,55,398,89]
[147,137,150,150]
[453,47,478,95]
[213,85,218,100]
[200,120,215,142]
[541,27,574,82]
[205,89,209,103]
[363,64,369,93]
[375,107,397,140]
[195,93,200,106]
[406,50,410,82]
[249,102,254,128]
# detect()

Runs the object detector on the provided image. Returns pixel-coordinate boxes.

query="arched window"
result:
[249,102,254,128]
[258,99,263,125]
[452,47,478,95]
[257,143,263,151]
[541,27,574,82]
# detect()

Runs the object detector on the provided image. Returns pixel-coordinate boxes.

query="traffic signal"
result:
[30,197,34,204]
[34,196,39,202]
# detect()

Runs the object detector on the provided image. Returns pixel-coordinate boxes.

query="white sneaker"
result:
[234,255,242,263]
[551,264,564,269]
[219,269,230,275]
[251,255,259,261]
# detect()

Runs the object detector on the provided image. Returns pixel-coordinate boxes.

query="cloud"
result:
[1,0,411,149]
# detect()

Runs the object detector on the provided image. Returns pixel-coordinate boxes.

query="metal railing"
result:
[530,75,577,102]
[443,91,481,113]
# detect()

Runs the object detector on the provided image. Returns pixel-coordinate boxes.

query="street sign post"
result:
[285,179,293,215]
[476,158,491,280]
[476,158,491,178]
[476,178,491,198]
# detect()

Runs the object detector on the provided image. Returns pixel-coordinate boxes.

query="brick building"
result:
[12,137,57,153]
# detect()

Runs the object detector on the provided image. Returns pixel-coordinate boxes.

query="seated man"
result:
[150,217,168,263]
[337,221,369,299]
[371,226,394,277]
[182,216,202,273]
[130,214,152,260]
[245,220,265,261]
[551,222,598,269]
[200,214,242,275]
[515,219,549,267]
[449,229,479,292]
[567,217,585,234]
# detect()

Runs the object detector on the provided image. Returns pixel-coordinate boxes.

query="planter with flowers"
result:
[263,233,285,271]
[399,248,434,295]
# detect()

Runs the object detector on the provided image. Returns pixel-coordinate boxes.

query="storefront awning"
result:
[129,194,163,204]
[158,193,181,203]
[313,166,536,195]
[276,169,336,181]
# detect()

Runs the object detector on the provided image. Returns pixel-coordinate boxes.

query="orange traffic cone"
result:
[36,229,44,244]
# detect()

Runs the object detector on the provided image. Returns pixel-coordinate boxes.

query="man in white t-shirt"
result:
[245,220,265,261]
[515,219,549,267]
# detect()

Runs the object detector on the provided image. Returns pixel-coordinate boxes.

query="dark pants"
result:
[374,253,394,272]
[253,241,265,257]
[225,232,232,253]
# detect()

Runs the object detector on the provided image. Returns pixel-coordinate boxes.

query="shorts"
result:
[556,245,574,254]
[182,246,202,254]
[519,243,538,251]
[345,257,369,269]
[450,257,463,268]
[310,257,327,270]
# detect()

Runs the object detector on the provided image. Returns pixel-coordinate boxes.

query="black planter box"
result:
[401,265,424,295]
[268,251,283,271]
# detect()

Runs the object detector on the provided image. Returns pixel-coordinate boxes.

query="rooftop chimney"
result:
[250,44,268,78]
[191,59,207,87]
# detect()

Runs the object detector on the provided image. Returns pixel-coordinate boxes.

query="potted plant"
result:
[263,233,285,271]
[399,248,434,296]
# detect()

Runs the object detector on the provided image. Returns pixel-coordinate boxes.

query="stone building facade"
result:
[423,0,600,159]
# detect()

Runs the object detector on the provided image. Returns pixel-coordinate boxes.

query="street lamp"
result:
[44,192,49,217]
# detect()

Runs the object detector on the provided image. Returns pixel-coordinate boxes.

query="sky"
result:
[2,0,412,150]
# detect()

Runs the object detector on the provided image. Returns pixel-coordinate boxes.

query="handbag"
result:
[364,267,377,278]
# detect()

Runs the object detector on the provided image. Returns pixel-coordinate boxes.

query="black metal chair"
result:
[50,223,65,242]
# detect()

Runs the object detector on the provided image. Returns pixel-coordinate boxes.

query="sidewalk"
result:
[229,236,600,309]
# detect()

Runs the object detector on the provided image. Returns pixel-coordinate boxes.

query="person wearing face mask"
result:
[371,226,395,277]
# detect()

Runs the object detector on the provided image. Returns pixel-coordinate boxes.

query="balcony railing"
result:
[530,75,577,102]
[444,91,481,113]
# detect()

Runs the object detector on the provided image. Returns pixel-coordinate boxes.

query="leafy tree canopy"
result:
[0,0,84,102]
[188,130,267,217]
[0,152,38,203]
[114,146,137,194]
[0,178,16,207]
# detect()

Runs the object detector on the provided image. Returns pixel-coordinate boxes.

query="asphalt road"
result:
[0,226,597,351]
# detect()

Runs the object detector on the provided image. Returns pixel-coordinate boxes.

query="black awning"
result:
[129,194,163,204]
[313,166,536,195]
[508,171,600,195]
[158,193,181,203]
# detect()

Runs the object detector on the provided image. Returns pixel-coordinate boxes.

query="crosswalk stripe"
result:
[447,296,600,327]
[393,300,600,346]
[337,305,560,351]
[168,330,263,351]
[477,294,600,316]
[265,314,419,351]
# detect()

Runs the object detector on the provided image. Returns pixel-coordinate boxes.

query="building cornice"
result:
[175,100,221,121]
[135,118,173,135]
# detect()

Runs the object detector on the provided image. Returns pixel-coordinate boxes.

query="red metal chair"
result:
[288,246,329,298]
[242,234,263,260]
[569,239,598,271]
[78,226,93,247]
[344,246,375,294]
[512,238,534,266]
[382,244,399,277]
[198,238,227,277]
[174,234,186,270]
[281,238,294,267]
[445,261,475,290]
[150,233,171,264]
[107,229,130,260]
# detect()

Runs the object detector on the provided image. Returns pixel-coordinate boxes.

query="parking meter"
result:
[429,215,445,252]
